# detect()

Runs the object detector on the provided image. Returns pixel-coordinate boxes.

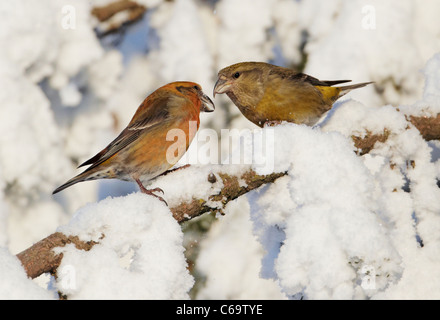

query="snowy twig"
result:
[171,169,287,222]
[16,168,286,279]
[352,129,391,156]
[407,113,440,141]
[92,0,147,37]
[352,112,440,155]
[16,232,99,279]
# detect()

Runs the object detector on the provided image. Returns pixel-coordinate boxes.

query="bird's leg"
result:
[134,178,167,205]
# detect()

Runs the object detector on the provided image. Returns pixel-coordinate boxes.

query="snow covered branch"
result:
[408,113,440,141]
[352,129,391,156]
[92,0,147,36]
[171,168,287,222]
[15,107,440,282]
[16,232,99,280]
[350,111,440,155]
[16,167,286,280]
[13,102,440,293]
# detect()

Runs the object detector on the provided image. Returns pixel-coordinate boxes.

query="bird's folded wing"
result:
[78,95,171,169]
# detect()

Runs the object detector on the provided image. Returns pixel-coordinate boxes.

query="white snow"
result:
[249,124,403,299]
[195,198,287,300]
[0,247,55,299]
[55,193,193,299]
[1,0,440,300]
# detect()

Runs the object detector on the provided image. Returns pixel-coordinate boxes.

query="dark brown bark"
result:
[16,232,98,279]
[352,129,391,156]
[408,113,440,141]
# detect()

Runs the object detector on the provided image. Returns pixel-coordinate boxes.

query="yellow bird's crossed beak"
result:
[213,75,232,98]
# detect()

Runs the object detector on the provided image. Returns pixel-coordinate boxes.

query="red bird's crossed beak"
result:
[199,91,215,112]
[213,76,232,98]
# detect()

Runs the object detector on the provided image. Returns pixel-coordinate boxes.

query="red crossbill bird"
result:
[53,81,215,203]
[213,61,372,127]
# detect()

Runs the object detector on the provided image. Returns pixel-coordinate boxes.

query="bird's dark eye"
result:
[193,85,200,90]
[233,72,240,79]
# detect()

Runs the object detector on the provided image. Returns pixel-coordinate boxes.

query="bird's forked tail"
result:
[337,81,373,98]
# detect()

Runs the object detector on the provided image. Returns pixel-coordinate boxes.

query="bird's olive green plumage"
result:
[213,61,372,127]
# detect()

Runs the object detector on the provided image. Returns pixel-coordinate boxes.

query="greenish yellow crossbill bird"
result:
[213,61,372,127]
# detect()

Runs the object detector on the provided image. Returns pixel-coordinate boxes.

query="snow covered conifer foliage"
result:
[1,0,440,300]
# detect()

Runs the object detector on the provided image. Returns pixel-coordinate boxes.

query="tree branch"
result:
[16,232,98,279]
[351,112,440,155]
[15,111,440,281]
[408,113,440,141]
[91,0,147,37]
[16,168,286,279]
[352,129,391,156]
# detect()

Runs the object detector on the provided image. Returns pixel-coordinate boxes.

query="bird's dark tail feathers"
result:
[52,171,95,194]
[338,82,374,98]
